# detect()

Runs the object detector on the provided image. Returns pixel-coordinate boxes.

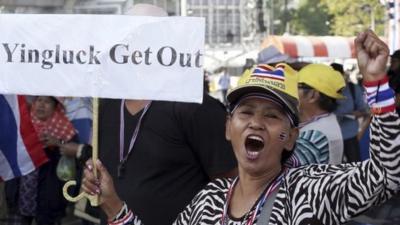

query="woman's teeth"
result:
[245,135,265,160]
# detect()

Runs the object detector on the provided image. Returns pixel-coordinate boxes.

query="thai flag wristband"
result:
[363,76,396,115]
[108,202,134,225]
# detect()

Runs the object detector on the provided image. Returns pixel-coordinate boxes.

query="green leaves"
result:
[280,0,386,36]
[320,0,385,36]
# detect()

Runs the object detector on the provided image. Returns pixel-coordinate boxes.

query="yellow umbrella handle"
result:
[62,180,99,206]
[62,98,99,206]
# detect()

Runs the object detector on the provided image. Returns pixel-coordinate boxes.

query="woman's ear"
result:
[309,90,320,104]
[284,127,299,151]
[225,115,232,141]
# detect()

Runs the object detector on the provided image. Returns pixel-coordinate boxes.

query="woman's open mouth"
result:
[245,135,264,160]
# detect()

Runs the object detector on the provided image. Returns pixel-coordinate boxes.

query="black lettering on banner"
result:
[28,49,39,63]
[144,47,152,65]
[195,50,202,68]
[0,43,203,70]
[63,50,74,64]
[110,44,128,64]
[131,50,142,64]
[157,46,176,66]
[179,53,191,67]
[42,49,54,69]
[89,45,101,64]
[76,50,87,64]
[20,44,25,62]
[55,45,60,63]
[2,43,18,62]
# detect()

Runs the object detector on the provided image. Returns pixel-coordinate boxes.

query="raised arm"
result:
[304,30,400,224]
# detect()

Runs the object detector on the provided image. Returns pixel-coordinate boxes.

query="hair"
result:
[317,93,338,112]
[281,146,295,164]
[330,63,344,75]
[33,96,58,107]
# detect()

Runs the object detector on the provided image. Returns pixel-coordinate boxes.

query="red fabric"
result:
[31,100,76,142]
[371,105,396,115]
[18,96,48,167]
[363,76,389,87]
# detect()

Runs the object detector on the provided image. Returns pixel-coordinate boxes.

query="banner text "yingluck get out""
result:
[2,43,203,69]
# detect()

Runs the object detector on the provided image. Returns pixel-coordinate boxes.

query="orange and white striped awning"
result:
[261,35,356,58]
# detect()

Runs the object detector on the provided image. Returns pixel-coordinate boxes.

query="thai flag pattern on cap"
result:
[251,64,285,81]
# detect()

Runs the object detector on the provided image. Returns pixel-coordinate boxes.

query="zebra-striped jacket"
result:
[124,112,400,225]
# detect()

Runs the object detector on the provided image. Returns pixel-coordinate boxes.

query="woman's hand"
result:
[39,133,61,148]
[59,142,79,157]
[355,30,390,82]
[82,159,124,220]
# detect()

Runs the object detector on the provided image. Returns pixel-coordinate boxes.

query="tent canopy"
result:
[261,35,356,59]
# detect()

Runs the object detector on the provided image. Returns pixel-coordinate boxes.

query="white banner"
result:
[0,14,205,103]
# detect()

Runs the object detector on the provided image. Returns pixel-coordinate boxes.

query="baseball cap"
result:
[298,64,345,99]
[257,46,292,64]
[227,63,299,127]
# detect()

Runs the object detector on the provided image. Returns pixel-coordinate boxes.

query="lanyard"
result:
[299,112,331,128]
[118,100,151,178]
[221,173,284,225]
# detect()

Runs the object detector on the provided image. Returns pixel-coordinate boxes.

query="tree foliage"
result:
[271,0,386,36]
[320,0,386,36]
[291,0,331,35]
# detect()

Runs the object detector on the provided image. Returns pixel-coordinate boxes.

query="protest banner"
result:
[0,14,205,103]
[0,14,205,206]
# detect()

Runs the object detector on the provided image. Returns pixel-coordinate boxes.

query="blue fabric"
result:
[71,119,92,144]
[335,83,369,140]
[376,88,395,102]
[359,125,370,161]
[0,95,21,177]
[294,130,329,165]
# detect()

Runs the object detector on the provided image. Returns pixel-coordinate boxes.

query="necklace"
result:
[118,100,151,179]
[221,173,284,225]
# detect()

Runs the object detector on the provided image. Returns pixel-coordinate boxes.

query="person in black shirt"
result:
[76,5,237,225]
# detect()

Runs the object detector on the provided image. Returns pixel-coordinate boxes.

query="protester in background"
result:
[295,64,345,164]
[396,92,400,115]
[331,63,369,162]
[83,29,400,225]
[78,4,237,225]
[62,97,92,144]
[388,49,400,91]
[203,71,210,94]
[219,67,231,105]
[242,58,255,73]
[256,45,291,66]
[388,50,400,114]
[5,96,76,225]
